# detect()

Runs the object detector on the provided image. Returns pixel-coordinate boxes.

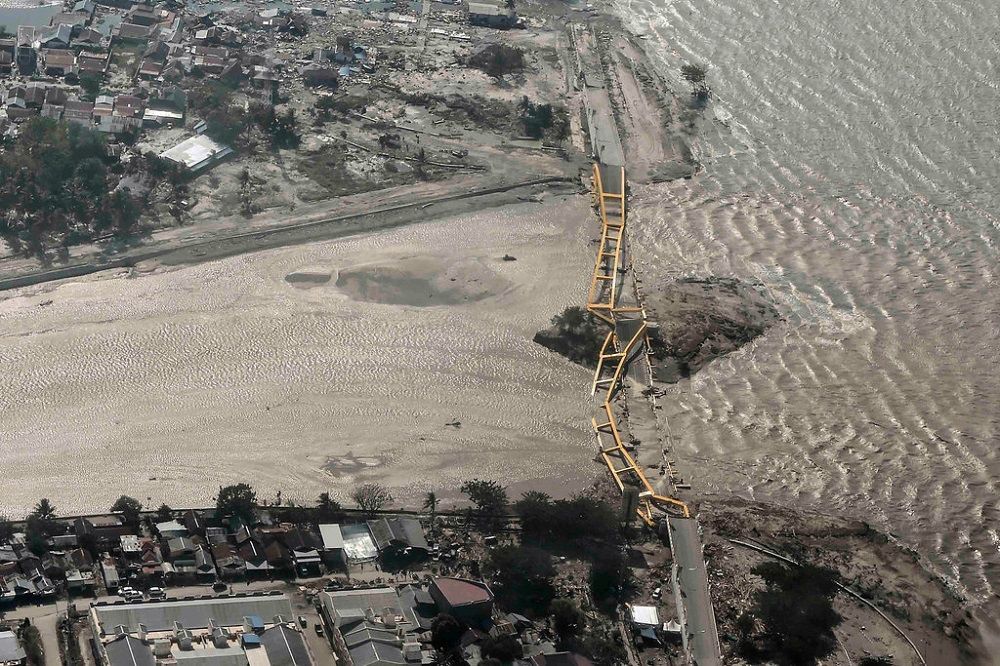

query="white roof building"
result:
[159,135,233,172]
[628,605,659,627]
[318,524,345,551]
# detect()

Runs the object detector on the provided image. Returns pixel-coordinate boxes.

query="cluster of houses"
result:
[0,509,431,608]
[67,573,593,666]
[1,504,594,666]
[2,80,185,134]
[0,0,523,152]
[319,578,593,666]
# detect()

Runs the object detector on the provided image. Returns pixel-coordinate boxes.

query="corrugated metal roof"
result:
[0,630,26,663]
[431,578,492,607]
[104,635,156,666]
[93,595,293,633]
[318,524,345,550]
[259,625,310,666]
[172,646,249,666]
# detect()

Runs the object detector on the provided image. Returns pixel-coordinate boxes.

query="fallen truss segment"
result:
[585,163,689,522]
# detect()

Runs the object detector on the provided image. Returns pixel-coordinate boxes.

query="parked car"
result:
[148,587,166,600]
[314,623,324,636]
[298,616,307,628]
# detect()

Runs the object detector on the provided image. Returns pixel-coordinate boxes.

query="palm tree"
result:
[32,498,56,521]
[422,491,439,535]
[422,491,438,516]
[317,492,341,521]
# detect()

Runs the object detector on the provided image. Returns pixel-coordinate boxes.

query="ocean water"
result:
[616,0,1000,637]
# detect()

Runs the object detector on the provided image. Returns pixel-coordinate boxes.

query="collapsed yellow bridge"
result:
[586,163,690,522]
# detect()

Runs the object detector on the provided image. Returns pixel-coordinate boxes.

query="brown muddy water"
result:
[618,0,1000,647]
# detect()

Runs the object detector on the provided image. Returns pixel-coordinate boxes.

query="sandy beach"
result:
[0,196,597,516]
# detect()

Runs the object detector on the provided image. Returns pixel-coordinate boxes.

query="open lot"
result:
[0,195,597,515]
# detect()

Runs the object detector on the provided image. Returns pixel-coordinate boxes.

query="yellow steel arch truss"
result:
[586,163,690,522]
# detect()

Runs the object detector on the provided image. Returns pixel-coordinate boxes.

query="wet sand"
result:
[0,197,596,516]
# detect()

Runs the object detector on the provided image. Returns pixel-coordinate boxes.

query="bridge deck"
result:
[585,160,721,666]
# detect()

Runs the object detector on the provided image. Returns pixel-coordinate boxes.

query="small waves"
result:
[628,176,1000,610]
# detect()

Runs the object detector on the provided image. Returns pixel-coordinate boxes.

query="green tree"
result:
[25,521,49,557]
[550,598,584,644]
[20,624,44,666]
[516,493,619,545]
[468,44,524,81]
[111,495,143,529]
[589,546,628,610]
[78,532,98,559]
[858,657,893,666]
[422,491,439,535]
[513,491,552,539]
[460,479,507,531]
[216,484,257,522]
[155,504,174,522]
[430,613,464,654]
[487,545,555,614]
[269,109,301,149]
[79,74,101,100]
[0,512,13,543]
[743,561,842,664]
[352,483,393,516]
[422,491,438,516]
[317,492,342,521]
[518,97,555,139]
[532,306,604,367]
[481,635,523,662]
[0,118,138,260]
[680,63,709,103]
[32,498,56,521]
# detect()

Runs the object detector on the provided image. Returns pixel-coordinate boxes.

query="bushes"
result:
[737,562,843,664]
[487,545,555,615]
[468,43,525,80]
[514,492,619,544]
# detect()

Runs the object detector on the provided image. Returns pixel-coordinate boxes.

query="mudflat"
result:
[0,197,595,515]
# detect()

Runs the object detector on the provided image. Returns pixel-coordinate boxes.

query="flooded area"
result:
[617,0,1000,639]
[0,198,595,515]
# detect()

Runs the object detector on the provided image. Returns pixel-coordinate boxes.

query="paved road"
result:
[670,517,722,666]
[3,602,62,666]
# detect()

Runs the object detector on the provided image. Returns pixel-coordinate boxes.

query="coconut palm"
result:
[32,498,56,521]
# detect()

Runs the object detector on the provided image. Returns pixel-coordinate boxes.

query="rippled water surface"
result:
[617,0,1000,624]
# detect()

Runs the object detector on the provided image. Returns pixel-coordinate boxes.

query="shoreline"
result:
[581,4,989,662]
[0,0,990,659]
[0,175,579,292]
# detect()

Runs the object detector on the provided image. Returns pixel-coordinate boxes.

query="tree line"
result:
[0,118,140,262]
